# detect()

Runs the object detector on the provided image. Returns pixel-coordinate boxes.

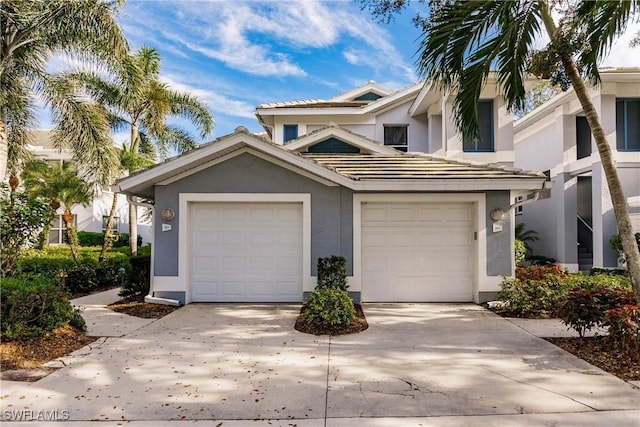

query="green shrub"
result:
[316,256,348,291]
[498,276,571,317]
[18,246,130,279]
[604,304,640,360]
[498,270,633,318]
[609,232,640,256]
[514,239,526,266]
[0,275,83,339]
[589,267,629,277]
[304,289,356,327]
[558,288,635,337]
[559,273,632,292]
[120,254,150,298]
[77,231,142,248]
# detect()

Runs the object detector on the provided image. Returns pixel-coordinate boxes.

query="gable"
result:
[307,138,360,154]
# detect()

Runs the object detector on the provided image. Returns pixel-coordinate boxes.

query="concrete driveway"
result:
[1,303,639,426]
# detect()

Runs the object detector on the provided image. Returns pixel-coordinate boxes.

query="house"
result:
[256,79,515,165]
[514,68,640,271]
[27,130,152,245]
[115,80,549,305]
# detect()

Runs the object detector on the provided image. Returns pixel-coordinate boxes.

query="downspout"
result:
[126,195,180,306]
[509,180,552,212]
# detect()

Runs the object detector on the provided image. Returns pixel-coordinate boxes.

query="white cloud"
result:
[601,21,640,68]
[135,1,415,82]
[159,75,256,119]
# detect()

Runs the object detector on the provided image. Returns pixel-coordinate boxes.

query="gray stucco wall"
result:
[153,153,354,276]
[486,191,512,276]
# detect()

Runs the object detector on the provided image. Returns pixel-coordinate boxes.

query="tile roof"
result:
[304,154,545,181]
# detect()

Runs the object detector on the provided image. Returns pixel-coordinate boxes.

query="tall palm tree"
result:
[99,142,155,262]
[68,46,214,255]
[21,160,91,266]
[414,0,640,297]
[0,0,127,186]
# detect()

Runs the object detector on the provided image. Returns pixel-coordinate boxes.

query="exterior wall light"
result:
[161,208,175,221]
[490,208,505,221]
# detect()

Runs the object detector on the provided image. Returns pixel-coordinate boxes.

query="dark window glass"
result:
[283,124,298,142]
[384,126,408,150]
[463,100,494,152]
[307,138,360,153]
[617,99,640,151]
[576,116,592,159]
[354,92,382,101]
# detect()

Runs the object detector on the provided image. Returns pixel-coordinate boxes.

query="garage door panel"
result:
[362,202,473,302]
[190,202,303,302]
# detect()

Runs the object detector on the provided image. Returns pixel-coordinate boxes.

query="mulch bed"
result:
[0,325,96,372]
[546,336,640,381]
[295,304,368,335]
[1,296,181,380]
[107,296,182,318]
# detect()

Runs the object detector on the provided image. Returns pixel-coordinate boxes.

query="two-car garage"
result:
[187,199,474,303]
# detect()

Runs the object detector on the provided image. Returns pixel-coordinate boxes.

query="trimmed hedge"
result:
[18,246,130,279]
[304,289,356,327]
[77,231,142,248]
[316,256,348,291]
[1,275,85,339]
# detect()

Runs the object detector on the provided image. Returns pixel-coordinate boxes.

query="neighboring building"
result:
[514,69,640,271]
[27,130,152,245]
[115,79,549,305]
[256,78,515,165]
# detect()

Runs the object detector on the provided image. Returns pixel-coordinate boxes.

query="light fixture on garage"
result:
[161,208,175,221]
[490,208,505,221]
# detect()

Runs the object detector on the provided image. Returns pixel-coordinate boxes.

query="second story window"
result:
[616,98,640,151]
[463,100,494,152]
[383,125,408,152]
[283,124,298,142]
[576,116,592,159]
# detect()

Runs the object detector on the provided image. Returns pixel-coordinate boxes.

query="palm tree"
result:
[515,223,539,255]
[68,46,214,255]
[0,0,128,186]
[99,143,155,262]
[21,160,91,266]
[413,0,640,297]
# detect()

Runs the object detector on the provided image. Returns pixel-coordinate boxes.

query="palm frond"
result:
[574,0,639,84]
[417,0,541,142]
[167,90,214,138]
[39,73,119,189]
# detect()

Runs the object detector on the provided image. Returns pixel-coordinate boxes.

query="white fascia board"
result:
[117,132,355,194]
[331,81,394,101]
[255,107,363,116]
[350,178,549,192]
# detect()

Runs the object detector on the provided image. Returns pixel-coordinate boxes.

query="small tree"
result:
[22,161,91,267]
[0,183,49,277]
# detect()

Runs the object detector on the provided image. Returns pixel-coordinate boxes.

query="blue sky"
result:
[114,0,425,139]
[43,1,640,145]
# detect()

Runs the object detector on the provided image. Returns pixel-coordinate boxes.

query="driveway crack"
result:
[482,367,598,411]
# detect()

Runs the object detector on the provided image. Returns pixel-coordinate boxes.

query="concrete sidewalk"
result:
[1,299,639,426]
[71,288,156,337]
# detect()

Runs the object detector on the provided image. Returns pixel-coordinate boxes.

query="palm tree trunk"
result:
[562,57,640,297]
[539,1,640,297]
[99,192,119,262]
[129,123,139,256]
[0,119,7,182]
[63,210,81,267]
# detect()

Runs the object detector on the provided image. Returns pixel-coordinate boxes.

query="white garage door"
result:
[190,202,303,302]
[362,202,473,302]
